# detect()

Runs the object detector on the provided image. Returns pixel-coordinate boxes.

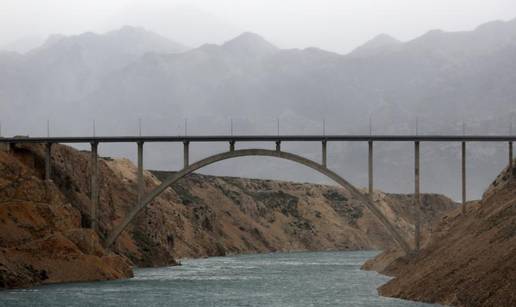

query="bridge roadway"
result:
[1,134,516,143]
[1,134,514,254]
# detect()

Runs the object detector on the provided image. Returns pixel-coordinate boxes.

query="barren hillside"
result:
[363,160,516,306]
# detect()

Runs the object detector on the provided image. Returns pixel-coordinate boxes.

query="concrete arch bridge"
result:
[2,134,515,254]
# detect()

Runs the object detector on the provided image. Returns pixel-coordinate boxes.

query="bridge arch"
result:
[105,149,411,253]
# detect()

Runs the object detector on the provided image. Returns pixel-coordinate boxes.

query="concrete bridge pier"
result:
[137,142,144,207]
[183,141,189,168]
[276,141,281,152]
[368,141,373,199]
[45,143,52,182]
[90,142,99,231]
[322,141,327,167]
[462,142,466,215]
[414,141,421,251]
[229,140,235,152]
[510,141,513,178]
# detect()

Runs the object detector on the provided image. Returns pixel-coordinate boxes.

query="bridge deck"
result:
[1,135,515,143]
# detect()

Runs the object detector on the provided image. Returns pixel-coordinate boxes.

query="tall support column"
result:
[183,141,189,168]
[414,141,421,251]
[90,142,99,231]
[137,142,144,206]
[229,141,235,152]
[322,141,327,167]
[45,143,52,182]
[462,141,466,215]
[510,141,513,178]
[276,141,281,152]
[368,141,373,199]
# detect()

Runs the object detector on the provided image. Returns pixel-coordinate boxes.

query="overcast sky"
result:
[1,0,516,53]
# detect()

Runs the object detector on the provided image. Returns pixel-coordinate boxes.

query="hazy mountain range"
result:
[2,18,516,199]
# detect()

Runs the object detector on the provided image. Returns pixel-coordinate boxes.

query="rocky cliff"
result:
[0,143,456,288]
[363,161,516,306]
[0,148,132,288]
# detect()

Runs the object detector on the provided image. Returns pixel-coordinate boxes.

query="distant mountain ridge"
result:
[350,33,401,57]
[222,32,279,57]
[2,19,516,199]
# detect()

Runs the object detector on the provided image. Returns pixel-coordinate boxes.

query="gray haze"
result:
[1,0,516,53]
[2,17,516,201]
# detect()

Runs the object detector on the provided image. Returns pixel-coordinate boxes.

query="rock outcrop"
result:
[363,161,516,306]
[0,149,132,288]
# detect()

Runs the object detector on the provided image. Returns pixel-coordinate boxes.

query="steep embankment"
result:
[0,149,132,288]
[364,162,516,306]
[1,143,456,288]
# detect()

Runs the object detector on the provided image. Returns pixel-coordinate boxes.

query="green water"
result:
[0,251,437,306]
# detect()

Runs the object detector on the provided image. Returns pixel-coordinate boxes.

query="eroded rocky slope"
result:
[1,143,456,288]
[363,161,516,306]
[0,149,132,288]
